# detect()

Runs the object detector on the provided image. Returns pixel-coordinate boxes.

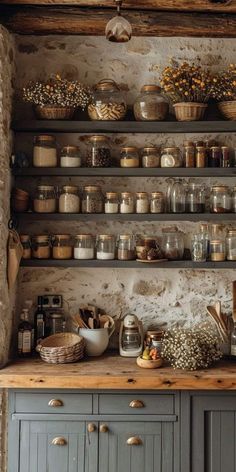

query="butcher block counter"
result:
[1,352,236,389]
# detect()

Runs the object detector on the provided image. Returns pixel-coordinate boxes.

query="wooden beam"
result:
[1,6,236,36]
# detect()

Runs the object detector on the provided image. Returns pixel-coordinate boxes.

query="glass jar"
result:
[196,146,207,168]
[59,186,80,213]
[186,183,205,213]
[210,240,226,262]
[52,234,73,260]
[49,313,65,335]
[210,224,226,241]
[170,180,186,213]
[86,135,111,167]
[60,145,81,168]
[120,192,135,213]
[33,185,57,213]
[20,235,31,260]
[74,234,95,260]
[105,192,119,214]
[82,185,103,213]
[120,147,139,168]
[135,192,149,213]
[232,187,236,212]
[191,234,207,262]
[33,135,57,168]
[117,234,135,260]
[133,85,169,121]
[183,146,195,168]
[150,192,165,213]
[210,185,231,213]
[221,146,230,168]
[226,229,236,261]
[145,330,164,350]
[161,229,184,260]
[199,223,210,258]
[88,79,127,121]
[136,237,163,261]
[161,147,182,168]
[209,146,221,168]
[141,147,160,168]
[96,235,116,260]
[32,235,51,259]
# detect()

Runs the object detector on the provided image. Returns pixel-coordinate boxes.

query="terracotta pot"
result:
[173,102,207,122]
[218,100,236,120]
[34,105,75,120]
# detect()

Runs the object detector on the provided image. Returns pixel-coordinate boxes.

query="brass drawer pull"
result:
[129,400,144,409]
[48,399,64,408]
[100,424,109,433]
[51,437,67,446]
[87,423,96,433]
[127,436,143,446]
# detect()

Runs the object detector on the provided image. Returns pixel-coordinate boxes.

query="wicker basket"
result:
[34,105,75,120]
[36,333,85,364]
[218,101,236,120]
[173,102,207,122]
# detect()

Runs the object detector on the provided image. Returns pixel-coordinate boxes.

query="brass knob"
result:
[100,424,109,433]
[48,399,64,408]
[87,423,96,433]
[129,400,144,409]
[51,437,67,446]
[126,436,143,446]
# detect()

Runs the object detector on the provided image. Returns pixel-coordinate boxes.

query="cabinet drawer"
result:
[14,393,92,414]
[98,394,175,415]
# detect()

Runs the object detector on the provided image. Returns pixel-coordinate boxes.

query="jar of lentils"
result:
[210,185,231,213]
[96,235,116,260]
[33,185,57,213]
[59,186,80,213]
[136,192,149,213]
[141,147,160,168]
[120,147,140,168]
[226,229,236,261]
[120,192,135,213]
[86,135,111,167]
[105,192,119,214]
[74,234,95,260]
[82,185,103,213]
[117,234,135,260]
[150,192,165,213]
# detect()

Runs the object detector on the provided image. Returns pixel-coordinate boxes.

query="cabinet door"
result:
[192,395,236,472]
[19,420,98,472]
[99,421,177,472]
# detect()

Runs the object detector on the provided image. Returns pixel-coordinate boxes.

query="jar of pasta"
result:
[120,192,135,213]
[59,186,80,213]
[88,79,127,121]
[33,135,57,167]
[33,185,57,213]
[52,234,73,260]
[133,85,169,121]
[32,235,51,259]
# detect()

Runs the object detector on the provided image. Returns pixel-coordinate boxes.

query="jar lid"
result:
[194,141,205,146]
[37,185,55,191]
[50,313,63,318]
[32,235,50,242]
[121,191,133,197]
[54,234,71,240]
[146,329,164,337]
[211,185,229,191]
[221,146,229,150]
[121,146,138,152]
[106,192,118,197]
[98,234,114,240]
[62,185,78,192]
[228,229,236,235]
[84,185,101,191]
[183,140,194,147]
[119,234,133,240]
[20,234,30,242]
[136,192,148,197]
[95,79,120,92]
[61,145,79,153]
[34,134,55,143]
[142,147,159,152]
[200,223,209,231]
[151,191,164,197]
[210,146,221,150]
[162,147,179,152]
[142,237,157,242]
[196,146,206,151]
[211,239,223,244]
[88,135,109,143]
[141,84,161,93]
[75,234,93,239]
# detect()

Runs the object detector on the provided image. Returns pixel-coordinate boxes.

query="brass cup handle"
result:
[48,399,64,408]
[100,424,109,433]
[126,436,143,446]
[129,400,144,409]
[87,423,96,433]
[51,437,67,446]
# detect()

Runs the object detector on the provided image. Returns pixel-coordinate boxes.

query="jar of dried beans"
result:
[88,79,127,121]
[82,186,104,213]
[86,135,111,167]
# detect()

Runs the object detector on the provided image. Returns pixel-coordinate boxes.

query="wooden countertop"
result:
[1,354,236,390]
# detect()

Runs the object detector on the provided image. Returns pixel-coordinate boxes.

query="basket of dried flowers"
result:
[211,64,236,120]
[160,62,212,122]
[23,74,92,120]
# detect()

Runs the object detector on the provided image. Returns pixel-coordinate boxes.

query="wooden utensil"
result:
[206,306,228,343]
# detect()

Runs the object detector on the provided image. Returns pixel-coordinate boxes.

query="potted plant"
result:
[160,62,212,122]
[211,64,236,120]
[22,74,92,120]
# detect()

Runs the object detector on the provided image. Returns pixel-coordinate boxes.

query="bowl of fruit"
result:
[136,346,163,369]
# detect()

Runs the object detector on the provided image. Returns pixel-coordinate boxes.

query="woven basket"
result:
[34,105,75,120]
[173,102,207,122]
[218,101,236,120]
[36,333,85,364]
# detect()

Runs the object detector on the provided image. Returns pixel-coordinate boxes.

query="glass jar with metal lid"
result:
[210,185,232,213]
[161,228,184,260]
[33,135,57,168]
[60,145,81,168]
[161,147,182,168]
[96,235,116,260]
[86,135,112,167]
[120,192,135,213]
[150,192,165,213]
[33,185,57,213]
[117,234,135,260]
[226,229,236,261]
[105,192,119,214]
[210,240,226,262]
[88,79,127,121]
[52,234,73,260]
[32,235,51,259]
[59,186,80,214]
[74,234,95,260]
[82,185,103,213]
[133,85,169,121]
[120,147,140,168]
[141,147,160,168]
[136,192,149,213]
[20,235,31,260]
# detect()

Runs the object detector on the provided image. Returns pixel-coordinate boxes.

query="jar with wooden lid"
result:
[136,192,149,213]
[226,229,236,260]
[33,135,57,168]
[74,234,95,260]
[60,146,81,168]
[150,192,165,213]
[82,185,103,213]
[105,192,119,214]
[183,145,195,168]
[145,330,164,352]
[88,79,127,121]
[209,146,221,168]
[33,185,57,213]
[117,234,135,260]
[120,192,134,213]
[20,235,31,259]
[141,147,160,168]
[133,85,169,121]
[52,234,73,260]
[210,185,231,213]
[161,147,182,167]
[120,147,139,168]
[86,135,111,167]
[210,240,226,262]
[196,146,207,168]
[59,186,80,213]
[96,235,116,260]
[32,235,51,259]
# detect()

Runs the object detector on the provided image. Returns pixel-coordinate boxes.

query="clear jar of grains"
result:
[59,186,80,213]
[210,240,226,262]
[52,234,73,260]
[74,234,95,260]
[82,185,103,213]
[120,147,140,168]
[33,135,57,168]
[33,185,57,213]
[136,192,149,213]
[96,235,116,260]
[105,192,119,214]
[117,234,135,260]
[60,146,81,168]
[133,85,169,121]
[141,147,160,168]
[226,229,236,261]
[150,192,165,213]
[120,192,135,213]
[32,235,51,259]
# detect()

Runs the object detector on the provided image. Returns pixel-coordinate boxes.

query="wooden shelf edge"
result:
[20,260,236,269]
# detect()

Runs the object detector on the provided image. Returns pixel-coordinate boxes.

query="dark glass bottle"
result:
[209,146,221,167]
[18,309,33,357]
[34,296,46,346]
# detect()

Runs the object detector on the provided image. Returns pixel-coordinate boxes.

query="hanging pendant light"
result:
[105,0,132,43]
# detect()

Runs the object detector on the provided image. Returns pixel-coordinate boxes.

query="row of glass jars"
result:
[191,225,236,262]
